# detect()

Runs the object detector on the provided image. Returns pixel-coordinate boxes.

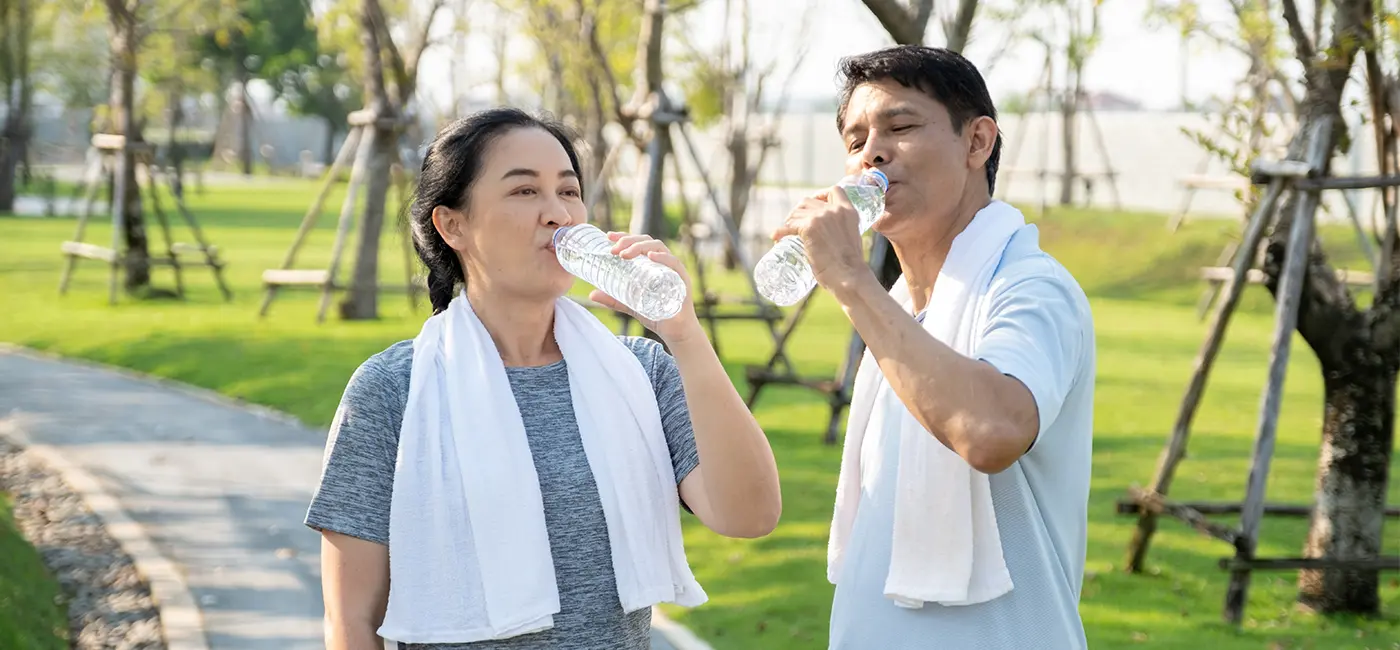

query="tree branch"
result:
[103,0,130,24]
[361,0,405,108]
[943,0,979,52]
[576,0,634,140]
[1282,0,1315,67]
[1262,227,1362,369]
[359,0,390,110]
[405,0,447,92]
[861,0,932,45]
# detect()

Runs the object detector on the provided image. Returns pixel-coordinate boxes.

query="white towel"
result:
[828,200,1026,608]
[380,291,706,644]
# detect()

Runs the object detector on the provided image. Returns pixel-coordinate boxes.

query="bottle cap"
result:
[863,168,889,192]
[552,225,573,248]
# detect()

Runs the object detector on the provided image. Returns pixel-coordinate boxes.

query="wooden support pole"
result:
[1125,175,1289,573]
[108,142,130,305]
[152,165,232,301]
[58,172,97,295]
[673,119,784,341]
[1291,173,1400,190]
[1124,487,1243,545]
[668,146,720,352]
[145,165,183,299]
[1219,556,1400,571]
[1117,498,1400,518]
[320,125,375,324]
[259,126,363,317]
[1223,116,1332,625]
[391,156,419,313]
[584,134,627,215]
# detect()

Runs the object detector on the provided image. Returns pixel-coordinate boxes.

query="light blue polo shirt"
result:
[828,224,1096,650]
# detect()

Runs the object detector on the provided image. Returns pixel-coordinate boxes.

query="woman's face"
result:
[435,127,586,301]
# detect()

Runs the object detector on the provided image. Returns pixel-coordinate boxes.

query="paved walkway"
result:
[0,347,682,650]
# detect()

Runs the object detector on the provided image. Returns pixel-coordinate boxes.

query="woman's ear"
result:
[432,205,466,249]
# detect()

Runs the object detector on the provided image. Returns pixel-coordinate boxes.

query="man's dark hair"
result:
[836,45,1002,195]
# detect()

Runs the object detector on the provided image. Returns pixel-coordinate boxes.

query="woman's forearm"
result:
[666,333,782,537]
[325,623,384,650]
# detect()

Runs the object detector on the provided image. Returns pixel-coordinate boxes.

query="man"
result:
[774,45,1095,649]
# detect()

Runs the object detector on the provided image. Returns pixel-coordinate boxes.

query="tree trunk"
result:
[0,0,30,212]
[109,2,149,291]
[340,124,393,320]
[167,86,185,199]
[725,120,750,271]
[322,117,338,165]
[239,67,253,176]
[0,126,16,211]
[1255,0,1393,616]
[492,13,508,105]
[585,68,612,230]
[1296,364,1397,615]
[1059,76,1080,206]
[627,0,668,238]
[339,0,396,321]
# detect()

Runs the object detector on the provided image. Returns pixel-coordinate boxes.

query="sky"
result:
[411,0,1257,115]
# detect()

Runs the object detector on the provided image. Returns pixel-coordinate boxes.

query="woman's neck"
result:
[465,284,561,367]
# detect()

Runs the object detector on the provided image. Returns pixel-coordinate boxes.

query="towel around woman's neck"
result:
[828,200,1027,608]
[379,292,706,644]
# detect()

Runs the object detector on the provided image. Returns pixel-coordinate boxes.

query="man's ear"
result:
[967,116,999,171]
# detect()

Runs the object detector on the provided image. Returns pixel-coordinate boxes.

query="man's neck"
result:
[893,192,992,315]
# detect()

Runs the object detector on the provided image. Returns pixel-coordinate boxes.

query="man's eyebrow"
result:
[842,106,922,137]
[879,106,920,120]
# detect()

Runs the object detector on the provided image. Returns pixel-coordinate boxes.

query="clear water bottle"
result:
[753,169,888,306]
[552,223,688,321]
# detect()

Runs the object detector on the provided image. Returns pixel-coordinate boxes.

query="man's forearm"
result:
[666,333,782,536]
[826,270,1037,473]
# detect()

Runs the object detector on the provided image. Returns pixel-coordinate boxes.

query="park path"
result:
[0,347,683,650]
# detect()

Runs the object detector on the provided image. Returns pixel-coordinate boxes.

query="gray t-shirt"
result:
[304,336,700,650]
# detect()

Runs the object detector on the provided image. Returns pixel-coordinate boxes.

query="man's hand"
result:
[771,182,874,290]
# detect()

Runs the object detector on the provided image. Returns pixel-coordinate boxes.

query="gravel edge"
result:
[0,432,210,650]
[0,436,165,649]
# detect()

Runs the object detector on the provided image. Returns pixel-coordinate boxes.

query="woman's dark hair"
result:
[407,107,584,314]
[835,45,1002,195]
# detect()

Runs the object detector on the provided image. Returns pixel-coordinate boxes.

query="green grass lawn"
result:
[0,492,68,650]
[1,180,1398,649]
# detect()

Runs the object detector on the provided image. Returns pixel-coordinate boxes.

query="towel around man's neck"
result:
[828,199,1027,608]
[378,292,706,644]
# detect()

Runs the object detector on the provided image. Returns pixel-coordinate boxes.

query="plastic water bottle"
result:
[552,223,688,321]
[753,169,888,306]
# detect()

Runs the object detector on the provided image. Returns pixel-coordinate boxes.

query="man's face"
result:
[839,79,993,241]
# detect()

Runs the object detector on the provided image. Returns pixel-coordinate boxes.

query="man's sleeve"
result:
[973,263,1086,450]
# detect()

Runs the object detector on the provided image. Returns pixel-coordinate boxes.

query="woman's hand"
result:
[587,232,707,346]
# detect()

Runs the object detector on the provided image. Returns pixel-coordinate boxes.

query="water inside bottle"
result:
[752,170,887,306]
[553,225,686,321]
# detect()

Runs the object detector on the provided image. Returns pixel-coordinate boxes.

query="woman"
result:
[304,107,782,650]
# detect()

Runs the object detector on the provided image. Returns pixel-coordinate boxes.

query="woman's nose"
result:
[542,195,576,227]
